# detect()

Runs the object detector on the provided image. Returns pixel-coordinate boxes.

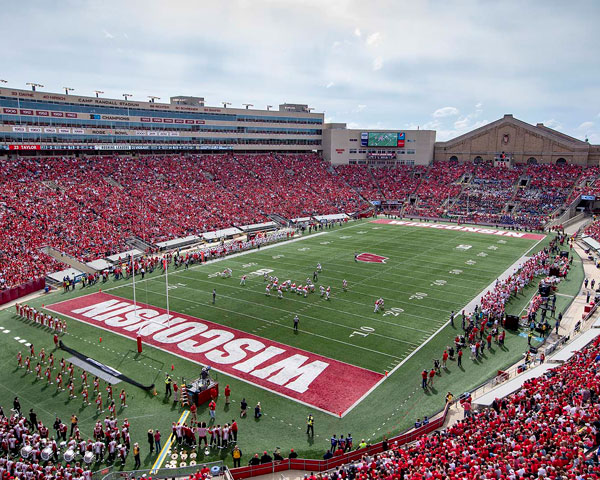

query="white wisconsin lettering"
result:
[503,231,526,238]
[250,354,329,393]
[105,309,158,327]
[178,329,233,353]
[72,300,130,318]
[204,338,265,365]
[153,322,208,344]
[233,346,285,373]
[123,314,182,335]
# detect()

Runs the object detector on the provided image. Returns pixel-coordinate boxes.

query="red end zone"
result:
[371,219,546,240]
[46,292,383,416]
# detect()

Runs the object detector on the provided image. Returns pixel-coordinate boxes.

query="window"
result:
[407,149,416,155]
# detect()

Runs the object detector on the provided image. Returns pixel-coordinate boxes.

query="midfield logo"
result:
[356,253,388,264]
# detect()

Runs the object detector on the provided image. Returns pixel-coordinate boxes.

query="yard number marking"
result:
[349,326,375,338]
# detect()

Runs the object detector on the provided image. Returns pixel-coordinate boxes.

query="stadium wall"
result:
[322,124,435,166]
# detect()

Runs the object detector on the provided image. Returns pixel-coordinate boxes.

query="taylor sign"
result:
[47,293,383,416]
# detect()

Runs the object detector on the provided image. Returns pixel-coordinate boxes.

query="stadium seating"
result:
[1,154,598,291]
[319,335,600,480]
[0,154,364,289]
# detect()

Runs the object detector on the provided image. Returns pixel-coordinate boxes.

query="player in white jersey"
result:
[240,275,247,286]
[320,285,325,297]
[317,263,322,273]
[221,268,232,278]
[343,279,348,291]
[264,272,269,282]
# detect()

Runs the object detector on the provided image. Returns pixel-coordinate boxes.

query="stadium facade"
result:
[0,87,323,153]
[1,87,599,166]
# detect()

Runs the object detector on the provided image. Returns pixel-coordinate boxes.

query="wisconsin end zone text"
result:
[47,293,384,416]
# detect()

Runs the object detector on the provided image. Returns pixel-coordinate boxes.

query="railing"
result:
[97,459,224,480]
[229,405,449,479]
[0,277,45,305]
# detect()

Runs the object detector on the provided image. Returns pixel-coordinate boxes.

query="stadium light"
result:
[266,105,273,111]
[0,79,7,84]
[148,96,160,103]
[221,102,232,108]
[26,82,43,91]
[307,107,315,113]
[242,104,253,109]
[63,87,74,95]
[94,90,104,98]
[122,93,132,101]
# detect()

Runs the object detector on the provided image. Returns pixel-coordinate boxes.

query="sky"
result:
[1,0,599,142]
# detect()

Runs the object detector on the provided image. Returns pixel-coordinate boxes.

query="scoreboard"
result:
[361,132,405,147]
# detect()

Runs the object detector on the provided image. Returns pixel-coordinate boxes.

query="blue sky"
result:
[2,0,599,141]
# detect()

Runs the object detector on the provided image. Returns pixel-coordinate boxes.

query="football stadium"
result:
[2,2,600,479]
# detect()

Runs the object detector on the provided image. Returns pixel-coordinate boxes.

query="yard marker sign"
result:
[47,292,384,416]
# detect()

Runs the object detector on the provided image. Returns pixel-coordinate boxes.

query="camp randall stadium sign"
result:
[47,293,384,416]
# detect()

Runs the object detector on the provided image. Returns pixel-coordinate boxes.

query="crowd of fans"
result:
[0,154,364,290]
[2,155,599,292]
[320,334,600,480]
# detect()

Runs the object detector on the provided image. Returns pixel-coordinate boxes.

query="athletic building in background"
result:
[321,123,436,166]
[0,87,323,154]
[434,114,600,166]
[1,87,599,166]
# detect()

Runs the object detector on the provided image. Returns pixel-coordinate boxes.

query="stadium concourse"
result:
[1,155,600,292]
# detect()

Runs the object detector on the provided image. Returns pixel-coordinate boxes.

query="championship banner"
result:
[47,292,384,416]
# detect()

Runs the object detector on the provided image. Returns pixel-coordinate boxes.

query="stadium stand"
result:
[2,154,600,292]
[0,154,365,290]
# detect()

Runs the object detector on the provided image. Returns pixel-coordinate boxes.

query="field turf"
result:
[0,218,583,471]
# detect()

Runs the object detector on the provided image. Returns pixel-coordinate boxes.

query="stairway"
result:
[41,247,96,274]
[126,236,155,252]
[268,213,290,226]
[103,176,124,190]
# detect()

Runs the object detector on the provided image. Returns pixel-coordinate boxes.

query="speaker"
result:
[505,315,520,330]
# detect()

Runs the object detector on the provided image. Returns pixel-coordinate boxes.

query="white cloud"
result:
[354,27,361,37]
[366,32,381,46]
[325,81,335,89]
[331,41,341,49]
[475,102,483,109]
[372,57,383,71]
[102,29,114,39]
[356,104,367,112]
[577,121,594,130]
[433,107,460,118]
[543,119,562,130]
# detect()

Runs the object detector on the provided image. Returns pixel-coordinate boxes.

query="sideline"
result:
[150,409,190,474]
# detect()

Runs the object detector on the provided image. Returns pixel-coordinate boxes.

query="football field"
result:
[0,219,583,469]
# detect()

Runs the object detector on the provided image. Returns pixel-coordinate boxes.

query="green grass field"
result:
[0,219,583,471]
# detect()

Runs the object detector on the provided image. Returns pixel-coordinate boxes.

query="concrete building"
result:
[322,123,436,166]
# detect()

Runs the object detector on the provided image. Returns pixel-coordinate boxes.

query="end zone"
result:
[371,219,546,240]
[46,292,384,417]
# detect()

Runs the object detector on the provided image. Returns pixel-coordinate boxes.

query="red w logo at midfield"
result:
[356,253,388,263]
